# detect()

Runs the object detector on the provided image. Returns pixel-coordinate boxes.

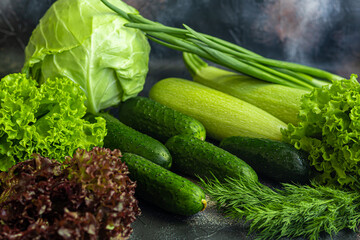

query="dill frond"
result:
[201,177,360,240]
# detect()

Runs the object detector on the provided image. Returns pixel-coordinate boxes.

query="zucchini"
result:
[121,152,207,216]
[220,136,312,183]
[165,134,258,182]
[86,112,172,169]
[183,53,310,125]
[149,77,287,141]
[118,96,206,143]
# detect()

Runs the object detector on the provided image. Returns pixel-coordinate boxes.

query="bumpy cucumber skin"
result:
[165,135,258,182]
[220,136,312,183]
[86,112,172,169]
[118,96,206,143]
[121,153,207,216]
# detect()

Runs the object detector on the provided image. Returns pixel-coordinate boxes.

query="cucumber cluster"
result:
[96,96,312,216]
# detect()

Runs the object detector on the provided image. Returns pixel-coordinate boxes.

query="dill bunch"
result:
[200,176,360,240]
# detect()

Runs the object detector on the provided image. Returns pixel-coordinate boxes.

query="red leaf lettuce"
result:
[0,147,140,240]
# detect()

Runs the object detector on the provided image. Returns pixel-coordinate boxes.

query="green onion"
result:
[100,0,343,90]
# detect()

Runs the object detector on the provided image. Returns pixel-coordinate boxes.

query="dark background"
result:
[1,0,360,239]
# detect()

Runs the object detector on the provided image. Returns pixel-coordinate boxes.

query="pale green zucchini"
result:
[183,53,311,125]
[149,77,287,141]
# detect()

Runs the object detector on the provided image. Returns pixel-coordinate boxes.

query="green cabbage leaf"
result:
[282,74,360,187]
[22,0,150,114]
[0,73,106,172]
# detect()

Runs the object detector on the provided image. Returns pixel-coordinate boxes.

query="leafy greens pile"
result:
[0,73,106,172]
[282,74,360,187]
[0,147,140,240]
[22,0,151,114]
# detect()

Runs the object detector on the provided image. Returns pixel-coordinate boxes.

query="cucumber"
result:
[149,77,287,141]
[118,96,206,143]
[121,152,207,216]
[220,136,312,183]
[86,112,172,169]
[165,134,258,182]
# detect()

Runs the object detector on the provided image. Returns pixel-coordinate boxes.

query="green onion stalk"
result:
[100,0,343,90]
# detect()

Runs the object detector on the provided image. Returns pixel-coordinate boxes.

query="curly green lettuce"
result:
[0,73,106,171]
[282,74,360,187]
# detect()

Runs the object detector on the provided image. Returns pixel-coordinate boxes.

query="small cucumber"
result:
[165,135,258,182]
[220,136,312,183]
[86,112,172,169]
[118,96,206,143]
[121,152,207,216]
[149,78,287,141]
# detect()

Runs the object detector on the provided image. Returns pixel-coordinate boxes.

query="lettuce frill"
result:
[0,73,106,171]
[282,74,360,187]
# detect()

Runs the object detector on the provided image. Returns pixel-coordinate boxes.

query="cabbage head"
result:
[22,0,150,114]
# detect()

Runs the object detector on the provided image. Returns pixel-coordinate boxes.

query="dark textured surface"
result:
[1,0,360,239]
[0,0,56,76]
